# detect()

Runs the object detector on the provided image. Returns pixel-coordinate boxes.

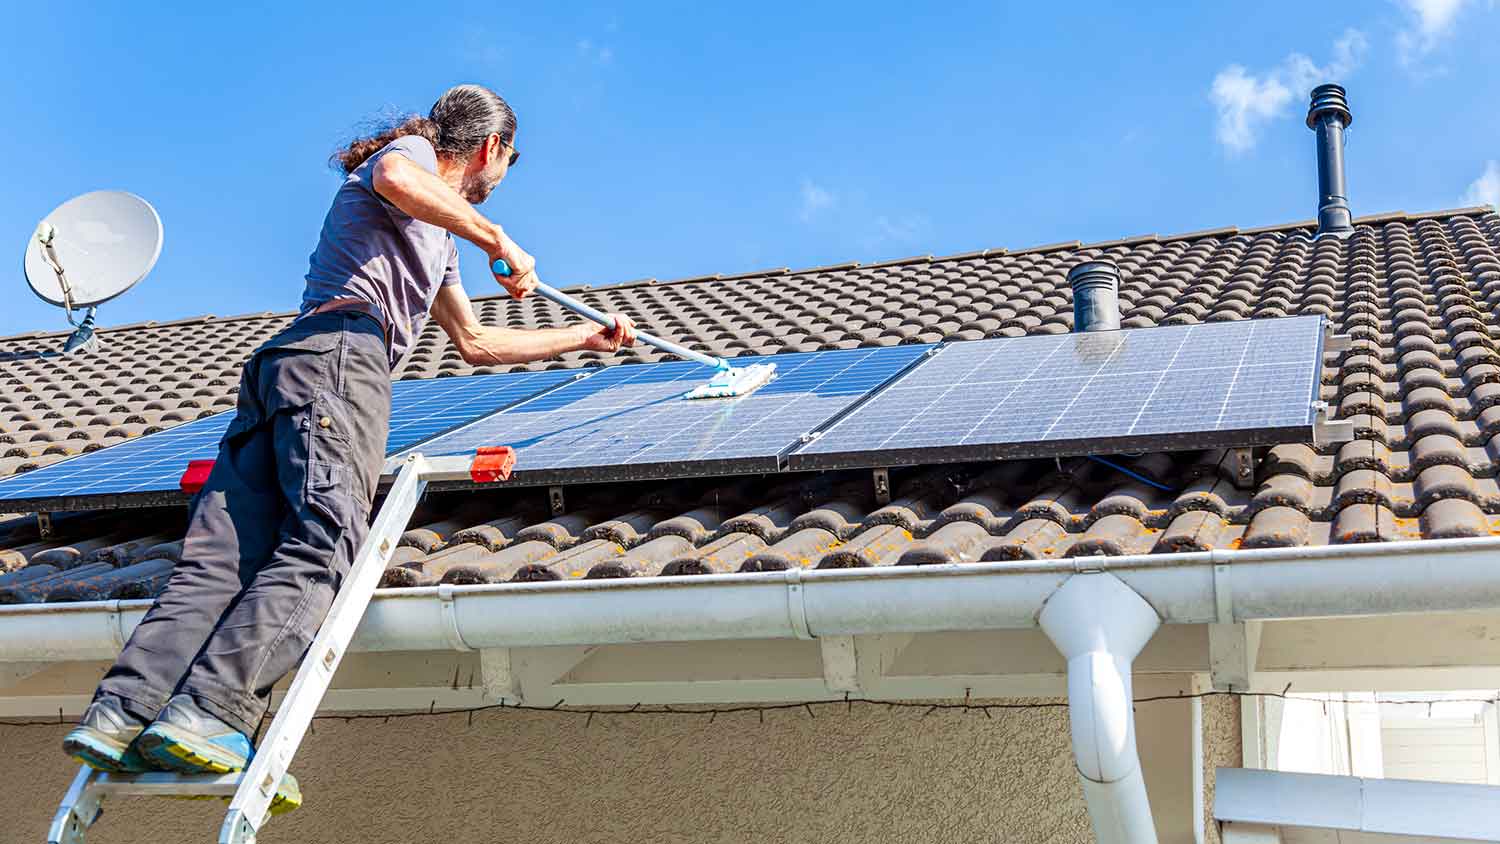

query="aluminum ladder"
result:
[48,449,515,844]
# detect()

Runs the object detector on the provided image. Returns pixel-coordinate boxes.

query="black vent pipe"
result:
[1069,261,1121,332]
[1306,83,1353,239]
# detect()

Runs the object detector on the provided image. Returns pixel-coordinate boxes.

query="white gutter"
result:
[6,536,1500,844]
[7,537,1499,659]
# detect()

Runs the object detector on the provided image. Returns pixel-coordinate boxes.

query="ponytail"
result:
[331,85,516,175]
[331,115,441,174]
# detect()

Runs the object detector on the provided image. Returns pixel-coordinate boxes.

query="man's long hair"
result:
[333,84,516,174]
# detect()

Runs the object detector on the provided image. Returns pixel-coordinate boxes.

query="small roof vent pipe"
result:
[1306,83,1354,240]
[1069,261,1121,332]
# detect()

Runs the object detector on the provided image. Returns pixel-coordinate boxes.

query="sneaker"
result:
[137,694,302,815]
[62,696,152,773]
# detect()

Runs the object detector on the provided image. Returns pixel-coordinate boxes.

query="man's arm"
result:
[370,154,537,297]
[429,283,636,366]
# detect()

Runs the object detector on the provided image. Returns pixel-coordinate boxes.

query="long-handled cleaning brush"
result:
[492,259,777,399]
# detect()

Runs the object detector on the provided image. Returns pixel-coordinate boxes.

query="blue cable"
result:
[1086,455,1178,492]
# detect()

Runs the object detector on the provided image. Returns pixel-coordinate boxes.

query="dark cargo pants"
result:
[96,311,390,736]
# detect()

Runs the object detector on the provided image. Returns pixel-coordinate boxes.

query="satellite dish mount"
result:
[33,221,100,352]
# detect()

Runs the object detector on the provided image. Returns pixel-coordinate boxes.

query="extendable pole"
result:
[492,259,729,371]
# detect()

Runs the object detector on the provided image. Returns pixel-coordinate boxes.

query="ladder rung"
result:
[86,771,242,798]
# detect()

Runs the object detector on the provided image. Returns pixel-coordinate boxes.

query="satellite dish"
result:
[22,190,163,354]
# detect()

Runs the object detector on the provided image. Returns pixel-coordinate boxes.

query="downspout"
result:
[1040,573,1162,844]
[1058,258,1155,842]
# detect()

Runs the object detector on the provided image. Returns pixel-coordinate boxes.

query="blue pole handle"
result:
[492,258,727,370]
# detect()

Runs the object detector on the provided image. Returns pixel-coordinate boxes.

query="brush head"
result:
[683,363,777,400]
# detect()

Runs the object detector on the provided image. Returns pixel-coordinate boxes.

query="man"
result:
[61,84,635,811]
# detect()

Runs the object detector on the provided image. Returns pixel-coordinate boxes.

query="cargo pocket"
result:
[305,455,353,529]
[301,387,358,529]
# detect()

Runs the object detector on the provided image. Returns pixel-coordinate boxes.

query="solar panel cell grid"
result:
[790,317,1324,468]
[383,370,580,454]
[0,317,1326,506]
[0,369,581,505]
[0,414,233,500]
[392,346,931,478]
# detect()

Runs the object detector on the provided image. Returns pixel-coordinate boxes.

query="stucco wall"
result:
[4,697,1237,843]
[1202,694,1242,844]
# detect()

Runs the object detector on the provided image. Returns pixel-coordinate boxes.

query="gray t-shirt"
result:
[301,135,463,368]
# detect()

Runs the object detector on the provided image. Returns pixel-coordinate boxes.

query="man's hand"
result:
[578,314,637,353]
[490,234,539,299]
[433,285,635,366]
[368,153,542,301]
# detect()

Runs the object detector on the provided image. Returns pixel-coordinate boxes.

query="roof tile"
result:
[7,210,1500,596]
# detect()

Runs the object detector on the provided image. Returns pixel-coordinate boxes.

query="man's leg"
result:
[67,367,280,772]
[141,317,389,762]
[91,419,282,721]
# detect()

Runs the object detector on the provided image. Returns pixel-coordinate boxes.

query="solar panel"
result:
[384,369,584,454]
[0,317,1331,510]
[788,316,1328,471]
[0,414,235,506]
[391,345,931,484]
[0,368,581,509]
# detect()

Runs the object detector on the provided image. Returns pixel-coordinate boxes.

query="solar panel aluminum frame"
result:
[785,316,1337,473]
[0,484,195,516]
[400,451,785,493]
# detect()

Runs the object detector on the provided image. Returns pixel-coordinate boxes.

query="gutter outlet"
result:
[1040,572,1163,844]
[1306,83,1354,239]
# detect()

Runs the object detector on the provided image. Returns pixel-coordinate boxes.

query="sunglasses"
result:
[500,138,519,167]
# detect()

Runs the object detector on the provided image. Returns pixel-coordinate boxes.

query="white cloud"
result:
[793,181,929,250]
[798,180,835,223]
[576,38,613,64]
[1211,66,1292,155]
[1286,29,1369,92]
[1397,0,1471,65]
[858,214,930,251]
[459,29,506,67]
[1464,161,1500,210]
[1210,29,1366,155]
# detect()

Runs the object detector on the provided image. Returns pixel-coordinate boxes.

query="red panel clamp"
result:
[180,459,216,494]
[469,446,517,483]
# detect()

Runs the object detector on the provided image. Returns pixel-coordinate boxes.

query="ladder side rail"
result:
[47,766,103,844]
[218,454,432,844]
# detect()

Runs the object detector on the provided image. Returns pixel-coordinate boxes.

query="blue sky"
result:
[1,1,1496,338]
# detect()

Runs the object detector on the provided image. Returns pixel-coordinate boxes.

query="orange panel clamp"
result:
[179,459,216,494]
[470,446,517,483]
